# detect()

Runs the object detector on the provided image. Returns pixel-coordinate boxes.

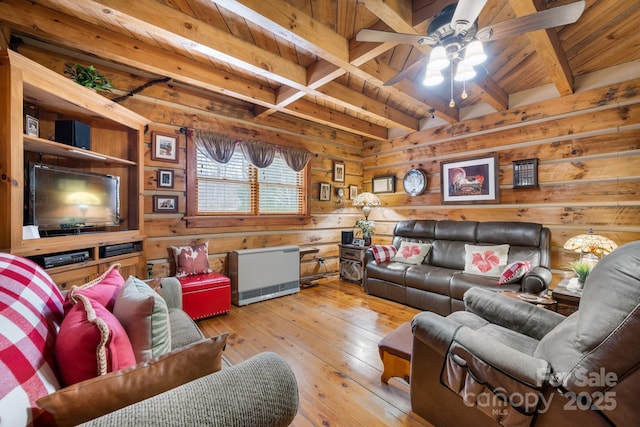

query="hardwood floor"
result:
[197,276,433,427]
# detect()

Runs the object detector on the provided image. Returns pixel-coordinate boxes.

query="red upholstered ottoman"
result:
[177,273,231,320]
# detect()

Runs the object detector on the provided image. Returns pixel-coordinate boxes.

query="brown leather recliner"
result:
[410,240,640,427]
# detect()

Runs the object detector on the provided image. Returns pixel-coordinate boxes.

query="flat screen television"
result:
[27,163,120,233]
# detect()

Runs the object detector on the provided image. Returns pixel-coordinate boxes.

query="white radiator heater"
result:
[229,245,300,306]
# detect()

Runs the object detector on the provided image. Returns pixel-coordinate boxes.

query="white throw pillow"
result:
[391,241,432,265]
[464,244,510,277]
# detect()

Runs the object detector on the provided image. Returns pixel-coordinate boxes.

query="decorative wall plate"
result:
[403,169,427,196]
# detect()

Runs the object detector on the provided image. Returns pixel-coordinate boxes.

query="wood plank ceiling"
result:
[1,0,639,142]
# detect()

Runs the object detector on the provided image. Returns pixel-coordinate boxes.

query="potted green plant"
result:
[568,260,592,286]
[355,219,375,245]
[64,63,113,92]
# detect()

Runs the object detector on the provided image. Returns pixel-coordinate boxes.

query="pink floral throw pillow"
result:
[390,241,432,265]
[464,244,510,277]
[497,260,532,285]
[170,242,212,277]
[370,245,397,263]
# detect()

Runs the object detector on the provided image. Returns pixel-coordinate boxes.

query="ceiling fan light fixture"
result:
[428,46,450,70]
[462,40,487,66]
[423,65,444,86]
[454,61,476,82]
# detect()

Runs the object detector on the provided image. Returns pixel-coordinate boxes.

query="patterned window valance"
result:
[193,129,312,171]
[193,130,237,164]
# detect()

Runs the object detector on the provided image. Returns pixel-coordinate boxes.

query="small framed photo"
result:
[372,175,396,194]
[25,115,39,137]
[349,185,358,200]
[153,195,178,213]
[352,238,365,247]
[513,158,539,189]
[151,132,179,163]
[319,182,331,201]
[333,161,345,182]
[157,169,174,188]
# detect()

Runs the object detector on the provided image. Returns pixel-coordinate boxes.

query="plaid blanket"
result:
[0,253,64,426]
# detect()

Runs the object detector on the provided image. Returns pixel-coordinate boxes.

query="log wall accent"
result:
[362,79,640,285]
[19,44,640,286]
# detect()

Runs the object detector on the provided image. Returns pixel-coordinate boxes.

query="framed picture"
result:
[333,161,345,182]
[372,175,395,194]
[157,169,174,188]
[153,195,178,213]
[512,158,539,189]
[352,238,365,247]
[151,132,179,163]
[319,182,331,201]
[25,115,39,137]
[349,185,358,200]
[440,154,499,204]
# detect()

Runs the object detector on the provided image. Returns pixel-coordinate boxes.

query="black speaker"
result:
[55,120,91,150]
[342,230,354,245]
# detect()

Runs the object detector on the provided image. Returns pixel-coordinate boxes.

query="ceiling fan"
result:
[356,0,586,89]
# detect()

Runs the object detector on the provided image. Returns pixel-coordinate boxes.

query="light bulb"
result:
[463,40,487,66]
[428,46,450,70]
[423,65,444,86]
[449,98,456,107]
[454,62,477,82]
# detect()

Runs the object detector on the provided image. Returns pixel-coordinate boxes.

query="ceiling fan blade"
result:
[355,29,435,46]
[384,57,429,86]
[451,0,488,36]
[476,1,585,42]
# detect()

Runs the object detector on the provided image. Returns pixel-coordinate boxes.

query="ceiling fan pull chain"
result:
[449,66,455,108]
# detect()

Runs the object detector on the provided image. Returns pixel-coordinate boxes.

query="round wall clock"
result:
[403,169,428,196]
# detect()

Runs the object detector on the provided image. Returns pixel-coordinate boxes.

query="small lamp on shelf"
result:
[563,229,618,266]
[352,192,380,221]
[563,229,617,289]
[353,192,380,246]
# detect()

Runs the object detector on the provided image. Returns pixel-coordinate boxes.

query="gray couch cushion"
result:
[169,308,205,350]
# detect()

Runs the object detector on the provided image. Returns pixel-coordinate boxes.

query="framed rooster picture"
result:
[440,154,498,204]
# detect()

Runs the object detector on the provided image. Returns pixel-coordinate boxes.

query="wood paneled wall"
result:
[15,43,365,279]
[362,77,640,285]
[19,44,640,285]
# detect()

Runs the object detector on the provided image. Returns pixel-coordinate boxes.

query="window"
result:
[195,149,306,216]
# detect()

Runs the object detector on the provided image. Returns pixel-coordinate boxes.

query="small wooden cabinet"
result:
[551,278,582,316]
[339,244,368,284]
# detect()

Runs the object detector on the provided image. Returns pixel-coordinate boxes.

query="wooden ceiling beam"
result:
[0,0,276,105]
[223,0,454,126]
[1,0,388,140]
[257,98,388,140]
[211,0,349,65]
[91,0,310,91]
[508,0,574,96]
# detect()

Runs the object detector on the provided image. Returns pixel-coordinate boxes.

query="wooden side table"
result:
[551,278,582,316]
[339,244,367,284]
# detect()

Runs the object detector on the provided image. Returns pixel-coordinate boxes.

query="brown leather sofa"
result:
[410,240,640,427]
[364,220,551,315]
